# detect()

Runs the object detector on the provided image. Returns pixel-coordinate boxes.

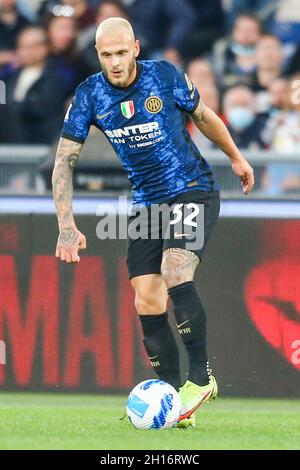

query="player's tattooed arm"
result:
[161,248,199,288]
[190,98,255,195]
[52,137,81,230]
[190,99,207,126]
[52,137,86,262]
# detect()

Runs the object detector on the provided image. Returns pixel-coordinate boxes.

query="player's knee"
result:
[134,294,150,314]
[134,292,163,315]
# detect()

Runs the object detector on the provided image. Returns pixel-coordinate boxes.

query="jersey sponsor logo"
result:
[105,121,160,138]
[104,121,164,147]
[145,96,162,114]
[121,100,135,119]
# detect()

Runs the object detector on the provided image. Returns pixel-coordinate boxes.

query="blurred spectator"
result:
[268,77,290,114]
[251,35,284,92]
[179,0,225,60]
[186,57,221,148]
[287,42,300,75]
[125,0,194,65]
[44,12,89,93]
[225,0,277,30]
[262,76,300,195]
[223,85,267,149]
[78,0,129,76]
[213,13,262,88]
[0,26,68,143]
[186,57,217,87]
[17,0,44,22]
[39,0,95,31]
[61,0,95,30]
[262,76,300,154]
[271,0,300,58]
[198,84,220,116]
[250,34,284,112]
[96,0,128,23]
[0,0,31,73]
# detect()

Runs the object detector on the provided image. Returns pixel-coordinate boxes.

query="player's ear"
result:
[134,40,140,58]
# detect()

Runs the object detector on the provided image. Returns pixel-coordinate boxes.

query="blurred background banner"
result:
[0,211,299,396]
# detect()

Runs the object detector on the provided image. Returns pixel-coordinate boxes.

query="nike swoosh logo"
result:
[176,320,190,329]
[179,390,212,421]
[149,356,158,360]
[174,232,191,238]
[258,297,300,324]
[96,111,112,119]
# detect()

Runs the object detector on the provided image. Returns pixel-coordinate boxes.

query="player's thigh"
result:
[161,190,220,287]
[130,273,168,315]
[126,235,163,280]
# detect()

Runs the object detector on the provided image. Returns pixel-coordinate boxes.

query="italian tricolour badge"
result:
[121,100,135,119]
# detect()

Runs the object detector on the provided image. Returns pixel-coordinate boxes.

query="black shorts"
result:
[126,190,220,279]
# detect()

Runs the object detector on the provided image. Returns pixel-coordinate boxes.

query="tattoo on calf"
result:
[161,248,199,287]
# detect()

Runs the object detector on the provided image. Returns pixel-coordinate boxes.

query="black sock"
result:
[168,281,210,386]
[139,312,181,390]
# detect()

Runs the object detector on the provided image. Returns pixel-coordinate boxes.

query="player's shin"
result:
[168,281,210,386]
[139,312,181,390]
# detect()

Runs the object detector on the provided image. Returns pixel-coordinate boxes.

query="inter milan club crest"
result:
[120,100,135,119]
[145,96,163,114]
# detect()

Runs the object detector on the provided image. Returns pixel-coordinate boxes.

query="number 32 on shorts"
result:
[170,203,202,228]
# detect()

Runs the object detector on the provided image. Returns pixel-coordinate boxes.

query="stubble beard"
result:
[103,56,136,88]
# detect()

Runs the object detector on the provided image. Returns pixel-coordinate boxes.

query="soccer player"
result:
[52,18,254,427]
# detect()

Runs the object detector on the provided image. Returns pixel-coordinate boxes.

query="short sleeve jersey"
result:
[62,60,218,205]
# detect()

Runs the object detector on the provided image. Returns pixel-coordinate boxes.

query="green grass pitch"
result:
[0,393,299,450]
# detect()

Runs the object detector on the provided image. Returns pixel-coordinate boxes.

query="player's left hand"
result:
[55,226,86,263]
[231,158,255,195]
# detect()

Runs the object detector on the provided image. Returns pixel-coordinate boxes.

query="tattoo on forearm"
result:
[52,138,82,230]
[161,248,199,287]
[191,100,206,127]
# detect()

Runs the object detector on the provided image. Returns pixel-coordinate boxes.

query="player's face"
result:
[96,33,140,87]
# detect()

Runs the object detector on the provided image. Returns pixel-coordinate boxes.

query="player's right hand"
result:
[55,226,87,263]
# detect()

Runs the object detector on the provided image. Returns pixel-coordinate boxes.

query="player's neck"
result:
[124,62,137,88]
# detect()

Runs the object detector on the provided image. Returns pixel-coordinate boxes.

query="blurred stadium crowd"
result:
[0,0,300,195]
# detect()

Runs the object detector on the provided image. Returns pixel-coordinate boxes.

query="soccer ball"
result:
[126,379,181,430]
